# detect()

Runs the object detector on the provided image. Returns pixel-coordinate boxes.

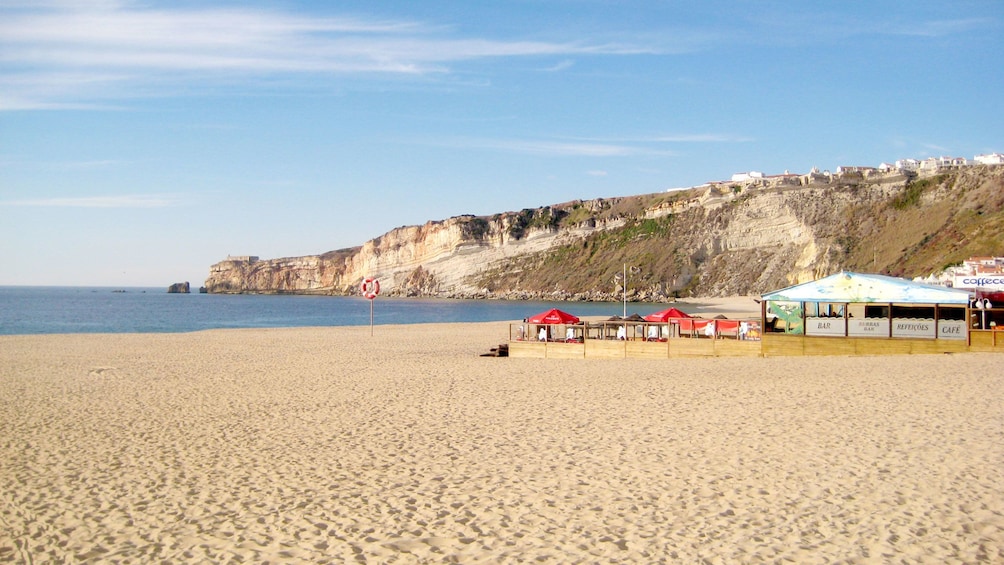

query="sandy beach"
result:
[2,317,1003,563]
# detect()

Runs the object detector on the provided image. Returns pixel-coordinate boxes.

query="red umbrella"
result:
[527,308,580,324]
[643,307,692,322]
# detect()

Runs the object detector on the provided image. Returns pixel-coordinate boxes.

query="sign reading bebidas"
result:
[849,319,890,337]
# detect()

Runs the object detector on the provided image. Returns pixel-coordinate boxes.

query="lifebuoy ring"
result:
[361,277,380,300]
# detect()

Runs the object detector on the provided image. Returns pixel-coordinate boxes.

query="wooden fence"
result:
[508,324,1004,359]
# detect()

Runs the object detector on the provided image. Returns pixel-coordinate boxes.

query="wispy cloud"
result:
[888,137,956,158]
[1,194,179,208]
[430,137,675,157]
[410,131,749,157]
[491,139,657,157]
[877,17,993,38]
[921,143,953,155]
[0,2,672,110]
[570,133,753,144]
[647,133,754,143]
[0,70,132,110]
[54,159,121,169]
[738,6,995,47]
[0,155,126,170]
[540,59,575,72]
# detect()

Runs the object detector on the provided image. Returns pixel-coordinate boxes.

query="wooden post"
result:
[761,299,767,336]
[843,302,849,337]
[888,303,894,338]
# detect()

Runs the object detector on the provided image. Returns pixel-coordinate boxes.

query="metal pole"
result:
[622,263,627,318]
[370,299,374,336]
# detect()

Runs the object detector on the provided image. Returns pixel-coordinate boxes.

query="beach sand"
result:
[2,316,1003,563]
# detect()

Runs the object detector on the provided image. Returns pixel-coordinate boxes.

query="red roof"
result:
[527,308,580,325]
[643,307,692,322]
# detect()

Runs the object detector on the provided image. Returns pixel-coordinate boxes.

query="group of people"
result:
[515,325,582,342]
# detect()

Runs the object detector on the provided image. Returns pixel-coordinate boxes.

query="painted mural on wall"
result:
[768,301,804,334]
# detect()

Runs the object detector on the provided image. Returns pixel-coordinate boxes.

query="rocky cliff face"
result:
[204,166,1004,298]
[205,210,617,296]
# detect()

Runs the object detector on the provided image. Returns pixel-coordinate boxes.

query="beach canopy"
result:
[761,271,972,305]
[527,308,580,325]
[607,313,644,322]
[644,307,692,322]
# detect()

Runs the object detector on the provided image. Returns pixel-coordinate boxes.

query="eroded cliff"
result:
[204,166,1004,298]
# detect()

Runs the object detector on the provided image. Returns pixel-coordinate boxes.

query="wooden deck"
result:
[509,337,762,359]
[969,329,1004,352]
[509,331,1004,359]
[760,334,970,356]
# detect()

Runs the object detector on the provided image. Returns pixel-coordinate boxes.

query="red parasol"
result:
[527,308,580,325]
[643,307,692,322]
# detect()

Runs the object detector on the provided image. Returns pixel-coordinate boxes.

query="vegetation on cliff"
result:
[204,166,1004,299]
[470,167,1004,298]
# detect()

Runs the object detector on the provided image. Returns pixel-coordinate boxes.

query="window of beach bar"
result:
[794,302,968,340]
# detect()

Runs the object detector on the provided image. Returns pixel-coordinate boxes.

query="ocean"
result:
[0,287,662,335]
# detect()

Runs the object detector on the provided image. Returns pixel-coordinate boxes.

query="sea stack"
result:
[167,282,191,294]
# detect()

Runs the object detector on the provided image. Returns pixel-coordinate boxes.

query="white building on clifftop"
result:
[975,153,1004,165]
[730,171,764,182]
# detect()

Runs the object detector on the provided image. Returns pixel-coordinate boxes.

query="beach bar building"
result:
[758,271,1004,355]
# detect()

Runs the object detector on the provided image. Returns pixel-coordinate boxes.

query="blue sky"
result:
[1,1,1001,286]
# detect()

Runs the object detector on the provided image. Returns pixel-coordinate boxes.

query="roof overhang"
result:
[761,271,972,305]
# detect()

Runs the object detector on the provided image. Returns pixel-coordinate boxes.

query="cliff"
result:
[204,166,1004,299]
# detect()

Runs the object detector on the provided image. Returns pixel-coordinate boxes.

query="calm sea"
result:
[0,287,661,335]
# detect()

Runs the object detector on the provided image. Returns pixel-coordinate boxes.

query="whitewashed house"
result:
[974,153,1004,165]
[921,156,970,171]
[836,165,877,175]
[730,171,764,182]
[895,158,920,171]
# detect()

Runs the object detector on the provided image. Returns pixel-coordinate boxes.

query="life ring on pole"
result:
[361,278,380,300]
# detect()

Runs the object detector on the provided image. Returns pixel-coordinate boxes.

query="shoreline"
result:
[2,322,1002,562]
[0,293,766,337]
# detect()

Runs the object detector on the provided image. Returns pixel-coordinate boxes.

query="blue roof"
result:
[761,271,972,305]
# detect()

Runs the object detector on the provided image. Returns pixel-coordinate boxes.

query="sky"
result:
[1,1,1002,287]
